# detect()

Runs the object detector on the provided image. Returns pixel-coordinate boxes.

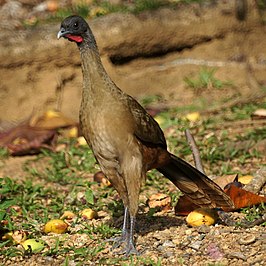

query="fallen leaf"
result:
[175,195,200,215]
[0,124,56,156]
[223,183,266,211]
[251,108,266,119]
[212,174,238,189]
[147,193,171,212]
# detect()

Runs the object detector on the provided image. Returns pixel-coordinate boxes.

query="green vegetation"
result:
[184,67,233,93]
[0,96,265,263]
[48,0,206,22]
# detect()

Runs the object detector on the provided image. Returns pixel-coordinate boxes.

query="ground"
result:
[0,1,265,265]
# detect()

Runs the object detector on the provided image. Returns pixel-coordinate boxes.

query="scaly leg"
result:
[106,207,130,250]
[125,215,139,256]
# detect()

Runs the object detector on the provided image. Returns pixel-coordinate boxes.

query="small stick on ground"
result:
[244,167,266,194]
[185,129,205,174]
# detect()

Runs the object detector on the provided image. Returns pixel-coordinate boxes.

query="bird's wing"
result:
[126,95,167,148]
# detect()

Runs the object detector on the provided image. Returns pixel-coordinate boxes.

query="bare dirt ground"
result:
[0,1,265,265]
[0,1,266,123]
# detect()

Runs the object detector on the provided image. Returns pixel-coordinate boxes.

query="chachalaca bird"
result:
[57,15,233,255]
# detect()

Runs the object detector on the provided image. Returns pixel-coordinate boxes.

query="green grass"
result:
[184,67,233,93]
[0,100,265,263]
[240,203,266,226]
[47,0,206,22]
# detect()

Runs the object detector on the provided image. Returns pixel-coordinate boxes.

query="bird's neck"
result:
[79,37,113,102]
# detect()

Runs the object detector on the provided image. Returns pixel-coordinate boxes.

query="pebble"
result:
[197,224,211,233]
[162,240,176,248]
[239,235,256,245]
[189,240,202,250]
[228,252,247,260]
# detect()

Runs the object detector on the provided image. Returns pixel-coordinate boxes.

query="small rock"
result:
[197,224,211,233]
[162,240,176,248]
[163,251,174,258]
[228,252,247,260]
[185,229,193,235]
[239,235,256,245]
[189,240,202,250]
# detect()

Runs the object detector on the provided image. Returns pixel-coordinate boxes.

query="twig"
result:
[185,129,205,174]
[244,167,266,194]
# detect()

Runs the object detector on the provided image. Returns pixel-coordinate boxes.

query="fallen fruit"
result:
[21,239,45,253]
[44,219,68,234]
[60,211,76,222]
[185,112,200,122]
[80,208,98,220]
[238,175,254,185]
[2,230,27,245]
[77,136,87,146]
[93,171,112,187]
[186,208,218,226]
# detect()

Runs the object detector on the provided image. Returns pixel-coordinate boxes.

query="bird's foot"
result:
[125,241,139,256]
[113,241,139,256]
[105,233,128,251]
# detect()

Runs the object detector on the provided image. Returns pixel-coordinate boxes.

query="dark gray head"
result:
[57,15,95,46]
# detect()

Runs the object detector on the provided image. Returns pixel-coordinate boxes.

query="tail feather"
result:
[157,154,234,208]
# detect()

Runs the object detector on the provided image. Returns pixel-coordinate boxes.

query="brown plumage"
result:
[58,15,233,255]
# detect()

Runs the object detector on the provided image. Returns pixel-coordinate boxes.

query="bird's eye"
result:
[73,22,79,28]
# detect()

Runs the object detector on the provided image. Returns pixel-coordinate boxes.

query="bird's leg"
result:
[121,206,129,240]
[107,207,130,250]
[125,215,139,256]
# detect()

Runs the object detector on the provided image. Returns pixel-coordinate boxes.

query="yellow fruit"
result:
[185,112,200,122]
[21,239,45,253]
[60,211,76,221]
[2,230,27,245]
[77,136,87,146]
[44,219,68,234]
[45,110,61,119]
[238,175,254,185]
[186,208,218,226]
[80,208,98,220]
[154,116,165,126]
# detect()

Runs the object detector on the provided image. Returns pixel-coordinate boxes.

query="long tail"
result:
[157,154,234,208]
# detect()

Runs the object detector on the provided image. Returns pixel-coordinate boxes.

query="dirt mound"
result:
[0,1,265,124]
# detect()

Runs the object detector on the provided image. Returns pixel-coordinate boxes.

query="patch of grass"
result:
[0,147,9,159]
[140,94,163,107]
[0,98,265,263]
[184,67,233,93]
[241,203,266,226]
[133,0,166,13]
[49,4,91,21]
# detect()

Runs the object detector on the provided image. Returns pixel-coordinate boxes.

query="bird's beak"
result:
[57,28,71,39]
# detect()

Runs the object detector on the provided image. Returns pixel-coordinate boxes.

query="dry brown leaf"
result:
[251,108,266,119]
[147,193,171,211]
[223,183,266,211]
[175,195,200,216]
[0,124,56,155]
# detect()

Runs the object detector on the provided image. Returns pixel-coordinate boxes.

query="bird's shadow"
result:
[107,201,185,236]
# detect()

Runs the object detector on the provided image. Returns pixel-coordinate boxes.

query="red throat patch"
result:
[65,34,83,43]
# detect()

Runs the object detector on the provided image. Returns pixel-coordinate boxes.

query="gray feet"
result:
[107,208,139,256]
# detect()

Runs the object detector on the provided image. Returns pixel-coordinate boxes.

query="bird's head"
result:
[57,15,89,44]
